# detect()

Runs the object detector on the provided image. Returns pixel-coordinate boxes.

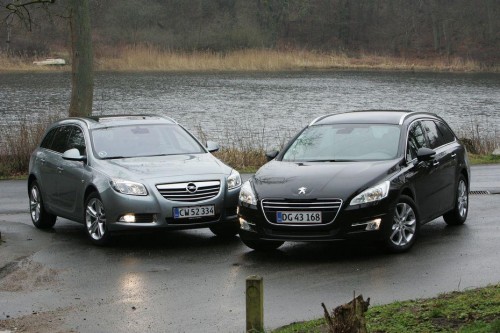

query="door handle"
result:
[451,153,457,158]
[432,160,440,167]
[57,167,64,173]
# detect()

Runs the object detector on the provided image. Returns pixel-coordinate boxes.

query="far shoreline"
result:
[1,48,499,74]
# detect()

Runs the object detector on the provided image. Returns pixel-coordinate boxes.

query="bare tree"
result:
[4,0,93,117]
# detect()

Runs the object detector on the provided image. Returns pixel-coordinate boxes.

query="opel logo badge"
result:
[186,183,197,193]
[298,187,307,195]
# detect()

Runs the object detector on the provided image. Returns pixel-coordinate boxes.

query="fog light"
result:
[351,218,382,231]
[365,218,382,231]
[119,214,136,223]
[239,218,256,232]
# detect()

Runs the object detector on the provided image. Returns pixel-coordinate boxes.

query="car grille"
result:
[156,180,221,202]
[261,199,343,225]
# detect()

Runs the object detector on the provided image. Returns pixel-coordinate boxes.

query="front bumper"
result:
[100,184,240,233]
[238,198,397,242]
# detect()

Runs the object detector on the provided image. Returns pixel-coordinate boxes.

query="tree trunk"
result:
[68,0,93,117]
[322,295,370,333]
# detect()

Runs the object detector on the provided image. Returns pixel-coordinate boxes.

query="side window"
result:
[51,126,73,154]
[407,121,428,161]
[436,121,455,145]
[40,128,58,149]
[67,127,86,155]
[422,120,444,149]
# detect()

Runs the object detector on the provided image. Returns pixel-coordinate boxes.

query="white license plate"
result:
[276,211,322,224]
[173,205,215,219]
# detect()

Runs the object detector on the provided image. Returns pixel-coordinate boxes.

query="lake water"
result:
[1,71,499,148]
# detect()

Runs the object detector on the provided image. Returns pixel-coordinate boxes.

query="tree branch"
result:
[5,0,55,30]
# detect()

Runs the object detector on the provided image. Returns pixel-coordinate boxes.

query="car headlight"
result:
[227,169,242,190]
[350,181,390,205]
[239,180,257,206]
[110,179,148,196]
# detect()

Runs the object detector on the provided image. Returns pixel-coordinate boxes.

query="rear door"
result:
[423,120,460,213]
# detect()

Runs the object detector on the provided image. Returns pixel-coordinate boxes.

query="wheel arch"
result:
[84,185,99,204]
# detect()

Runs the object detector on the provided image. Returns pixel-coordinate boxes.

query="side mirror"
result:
[265,150,279,161]
[416,147,436,162]
[63,148,87,162]
[206,141,220,153]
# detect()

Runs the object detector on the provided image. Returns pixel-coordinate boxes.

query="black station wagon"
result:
[238,110,470,253]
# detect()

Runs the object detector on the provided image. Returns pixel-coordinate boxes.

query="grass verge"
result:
[273,284,500,333]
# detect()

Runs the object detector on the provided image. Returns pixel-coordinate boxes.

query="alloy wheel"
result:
[390,202,417,247]
[86,197,107,241]
[29,185,41,223]
[457,179,468,218]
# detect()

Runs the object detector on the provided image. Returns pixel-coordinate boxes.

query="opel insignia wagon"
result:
[28,115,241,245]
[238,110,470,253]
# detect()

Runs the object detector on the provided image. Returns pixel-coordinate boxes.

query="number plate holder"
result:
[173,205,215,219]
[276,211,322,224]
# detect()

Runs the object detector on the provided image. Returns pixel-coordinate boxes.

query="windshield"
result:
[282,124,401,162]
[91,124,205,159]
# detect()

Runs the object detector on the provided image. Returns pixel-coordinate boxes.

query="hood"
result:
[95,153,230,181]
[253,159,401,201]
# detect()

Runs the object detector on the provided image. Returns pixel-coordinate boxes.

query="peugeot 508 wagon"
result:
[28,115,242,245]
[238,110,470,253]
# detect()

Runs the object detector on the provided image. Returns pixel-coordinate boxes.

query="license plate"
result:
[173,205,215,219]
[276,211,322,224]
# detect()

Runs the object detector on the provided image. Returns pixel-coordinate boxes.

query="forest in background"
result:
[0,0,499,67]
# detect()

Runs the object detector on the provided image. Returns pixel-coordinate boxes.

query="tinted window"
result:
[436,121,455,145]
[67,127,86,155]
[407,121,428,160]
[422,120,443,149]
[40,128,58,149]
[50,126,73,153]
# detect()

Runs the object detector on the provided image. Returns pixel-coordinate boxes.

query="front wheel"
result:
[85,192,111,245]
[443,175,468,226]
[240,236,284,252]
[384,195,419,253]
[29,180,57,229]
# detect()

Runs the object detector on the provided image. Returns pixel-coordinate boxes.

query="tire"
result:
[210,221,240,239]
[384,195,419,253]
[240,237,284,252]
[29,180,57,229]
[443,175,468,226]
[84,192,111,245]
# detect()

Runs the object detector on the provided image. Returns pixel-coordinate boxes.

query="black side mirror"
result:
[265,150,279,161]
[416,147,436,162]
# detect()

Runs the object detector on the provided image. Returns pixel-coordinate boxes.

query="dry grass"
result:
[1,47,498,72]
[0,115,59,177]
[97,46,493,72]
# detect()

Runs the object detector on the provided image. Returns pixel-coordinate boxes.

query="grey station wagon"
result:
[28,115,242,245]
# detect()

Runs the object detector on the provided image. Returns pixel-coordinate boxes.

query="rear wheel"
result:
[29,180,56,229]
[384,195,419,253]
[85,192,111,245]
[240,237,284,251]
[443,175,468,226]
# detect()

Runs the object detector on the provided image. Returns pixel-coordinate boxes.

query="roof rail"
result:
[398,111,436,125]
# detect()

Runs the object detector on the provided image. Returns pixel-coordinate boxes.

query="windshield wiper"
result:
[101,156,128,160]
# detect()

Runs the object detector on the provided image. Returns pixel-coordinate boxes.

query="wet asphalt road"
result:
[0,165,499,332]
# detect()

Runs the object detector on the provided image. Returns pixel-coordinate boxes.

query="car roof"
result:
[53,114,178,129]
[310,110,439,126]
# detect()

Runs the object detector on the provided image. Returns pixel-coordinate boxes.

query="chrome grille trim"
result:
[156,180,221,202]
[261,199,343,226]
